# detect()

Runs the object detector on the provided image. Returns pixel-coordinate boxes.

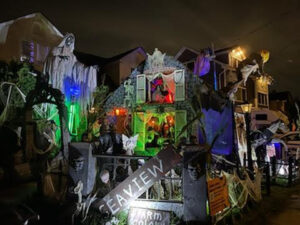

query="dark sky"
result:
[1,0,300,97]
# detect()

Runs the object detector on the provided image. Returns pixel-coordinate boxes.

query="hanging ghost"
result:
[43,33,97,113]
[238,51,269,85]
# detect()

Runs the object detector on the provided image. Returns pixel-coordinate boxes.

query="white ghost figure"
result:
[122,134,139,155]
[100,169,110,184]
[241,63,259,85]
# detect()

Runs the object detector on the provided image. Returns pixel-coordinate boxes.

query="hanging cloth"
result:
[161,72,175,95]
[193,54,210,77]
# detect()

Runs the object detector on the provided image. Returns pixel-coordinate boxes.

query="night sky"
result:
[1,0,300,97]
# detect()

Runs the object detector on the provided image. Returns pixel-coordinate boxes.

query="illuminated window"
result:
[136,70,185,104]
[21,40,34,63]
[258,92,268,106]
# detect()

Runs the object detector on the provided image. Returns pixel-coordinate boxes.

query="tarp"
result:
[199,104,233,155]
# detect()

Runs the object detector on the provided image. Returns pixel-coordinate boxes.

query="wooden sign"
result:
[93,146,182,215]
[207,176,230,216]
[128,207,170,225]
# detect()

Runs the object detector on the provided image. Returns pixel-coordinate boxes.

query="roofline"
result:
[174,46,200,60]
[175,45,239,60]
[0,12,63,37]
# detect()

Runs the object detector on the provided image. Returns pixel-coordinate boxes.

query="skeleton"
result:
[72,181,98,224]
[123,79,134,107]
[251,119,289,150]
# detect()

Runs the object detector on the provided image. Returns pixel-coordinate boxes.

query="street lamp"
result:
[241,103,254,177]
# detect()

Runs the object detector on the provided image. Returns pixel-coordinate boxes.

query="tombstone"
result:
[183,147,209,224]
[69,142,96,196]
[128,207,170,225]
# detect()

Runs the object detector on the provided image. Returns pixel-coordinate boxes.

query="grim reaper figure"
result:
[43,33,97,113]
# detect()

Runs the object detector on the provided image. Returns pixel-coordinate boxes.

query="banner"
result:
[199,105,233,155]
[93,146,182,215]
[207,176,230,216]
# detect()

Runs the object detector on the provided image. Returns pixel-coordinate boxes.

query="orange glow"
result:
[231,47,246,61]
[165,92,174,103]
[111,107,127,116]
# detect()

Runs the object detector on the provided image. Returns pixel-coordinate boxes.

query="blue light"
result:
[64,77,80,100]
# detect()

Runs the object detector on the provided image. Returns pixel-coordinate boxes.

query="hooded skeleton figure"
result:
[43,33,77,91]
[43,33,97,113]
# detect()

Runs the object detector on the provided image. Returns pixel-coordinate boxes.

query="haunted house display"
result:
[103,48,197,156]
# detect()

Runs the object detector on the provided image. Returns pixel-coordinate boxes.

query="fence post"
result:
[288,157,293,187]
[271,157,276,183]
[257,153,261,168]
[265,162,271,195]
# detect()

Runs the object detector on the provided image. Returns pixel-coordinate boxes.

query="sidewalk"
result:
[239,183,300,225]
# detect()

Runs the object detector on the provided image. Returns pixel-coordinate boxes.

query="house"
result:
[175,46,275,129]
[0,13,63,71]
[269,91,297,126]
[103,48,234,156]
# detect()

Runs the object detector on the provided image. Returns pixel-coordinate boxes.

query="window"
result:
[256,114,268,120]
[21,40,34,63]
[136,70,185,104]
[134,110,187,152]
[258,92,268,106]
[235,87,247,102]
[20,41,50,65]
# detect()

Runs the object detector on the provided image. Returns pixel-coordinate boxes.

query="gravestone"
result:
[69,142,96,196]
[128,207,170,225]
[183,147,208,224]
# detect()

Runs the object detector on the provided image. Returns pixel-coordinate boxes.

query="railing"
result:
[257,157,300,187]
[93,154,183,202]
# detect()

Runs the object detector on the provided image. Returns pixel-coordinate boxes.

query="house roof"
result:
[74,51,108,67]
[74,47,147,67]
[175,46,199,62]
[108,47,147,62]
[175,45,237,63]
[0,12,63,41]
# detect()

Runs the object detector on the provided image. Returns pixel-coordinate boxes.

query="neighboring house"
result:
[175,46,274,129]
[175,46,272,109]
[269,91,298,125]
[0,13,63,71]
[75,47,147,90]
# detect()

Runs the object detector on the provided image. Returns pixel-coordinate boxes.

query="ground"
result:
[239,183,300,225]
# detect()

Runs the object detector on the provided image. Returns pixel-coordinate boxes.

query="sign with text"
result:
[128,207,170,225]
[207,176,230,216]
[93,146,182,215]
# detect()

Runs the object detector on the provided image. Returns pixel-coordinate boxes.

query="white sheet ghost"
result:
[122,134,139,155]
